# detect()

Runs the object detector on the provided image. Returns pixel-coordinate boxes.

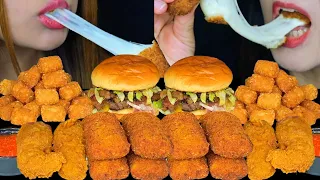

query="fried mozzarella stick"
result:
[244,121,277,180]
[121,112,172,159]
[168,0,200,16]
[168,157,209,180]
[162,112,209,160]
[200,112,253,158]
[207,152,247,180]
[127,153,169,180]
[89,158,129,180]
[53,119,87,180]
[17,122,66,179]
[83,112,130,160]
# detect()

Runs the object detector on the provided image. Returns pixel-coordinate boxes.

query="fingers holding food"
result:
[245,74,275,93]
[162,112,209,160]
[89,158,129,180]
[254,60,280,78]
[168,157,209,180]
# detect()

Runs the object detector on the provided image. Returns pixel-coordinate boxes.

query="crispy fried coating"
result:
[53,119,88,180]
[244,121,277,180]
[0,101,23,121]
[34,80,45,91]
[266,117,315,173]
[0,79,16,95]
[245,74,275,93]
[89,158,129,180]
[254,60,280,78]
[293,106,317,125]
[37,56,63,74]
[162,112,209,160]
[207,153,247,180]
[83,112,130,160]
[231,101,248,124]
[17,122,66,179]
[68,96,94,120]
[281,11,311,24]
[35,88,59,105]
[206,16,228,24]
[249,109,275,126]
[121,112,172,159]
[127,153,168,180]
[282,86,305,108]
[11,105,39,125]
[200,112,252,158]
[257,93,281,110]
[246,104,262,115]
[167,0,199,16]
[18,65,41,88]
[41,105,67,122]
[235,85,258,105]
[301,100,320,119]
[275,70,298,93]
[59,82,82,101]
[300,84,318,101]
[139,41,169,78]
[24,101,40,117]
[56,99,71,112]
[168,157,209,180]
[275,105,295,122]
[42,70,71,88]
[0,95,15,107]
[12,81,34,103]
[272,85,283,95]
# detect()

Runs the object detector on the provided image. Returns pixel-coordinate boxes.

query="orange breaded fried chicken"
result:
[17,122,66,179]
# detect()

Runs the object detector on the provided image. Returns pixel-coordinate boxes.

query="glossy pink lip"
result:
[273,1,311,48]
[38,0,69,29]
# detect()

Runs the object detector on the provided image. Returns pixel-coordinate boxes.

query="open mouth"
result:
[273,2,311,48]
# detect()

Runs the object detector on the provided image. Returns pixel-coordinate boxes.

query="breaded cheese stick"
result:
[168,157,209,180]
[89,158,129,180]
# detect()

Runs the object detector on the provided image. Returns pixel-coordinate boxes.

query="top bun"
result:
[91,55,160,91]
[164,56,233,92]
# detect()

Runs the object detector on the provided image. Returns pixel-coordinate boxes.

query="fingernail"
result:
[155,0,166,11]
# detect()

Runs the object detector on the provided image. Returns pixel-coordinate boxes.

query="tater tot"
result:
[245,74,275,93]
[257,93,281,110]
[168,157,209,180]
[35,89,59,105]
[231,102,248,124]
[42,70,70,88]
[282,86,305,108]
[200,112,253,158]
[34,80,45,90]
[68,96,93,120]
[0,101,23,121]
[89,158,129,180]
[207,153,248,180]
[128,153,168,180]
[11,107,38,125]
[0,95,15,107]
[293,106,317,125]
[276,105,295,122]
[59,82,82,101]
[83,112,130,160]
[249,109,275,126]
[275,70,298,93]
[300,84,318,100]
[246,104,262,115]
[41,105,66,122]
[18,65,41,88]
[12,81,34,103]
[121,112,172,159]
[162,112,209,160]
[56,99,70,112]
[37,56,63,74]
[301,100,320,119]
[253,60,280,78]
[0,79,16,95]
[235,85,258,105]
[235,100,245,109]
[24,101,40,117]
[272,85,282,95]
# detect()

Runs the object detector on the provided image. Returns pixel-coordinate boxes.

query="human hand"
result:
[154,0,197,65]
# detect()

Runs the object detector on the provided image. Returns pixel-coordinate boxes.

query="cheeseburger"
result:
[86,55,162,118]
[160,56,236,116]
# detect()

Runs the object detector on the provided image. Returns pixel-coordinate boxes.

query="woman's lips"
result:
[272,1,311,48]
[38,0,69,29]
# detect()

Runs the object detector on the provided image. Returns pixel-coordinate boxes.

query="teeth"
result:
[288,27,309,37]
[281,8,295,12]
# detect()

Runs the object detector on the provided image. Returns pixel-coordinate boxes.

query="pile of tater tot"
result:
[0,56,93,125]
[233,60,320,126]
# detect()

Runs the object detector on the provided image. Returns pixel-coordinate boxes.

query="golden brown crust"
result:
[206,16,228,25]
[139,41,169,78]
[281,11,310,24]
[168,0,200,16]
[91,55,160,91]
[164,56,233,92]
